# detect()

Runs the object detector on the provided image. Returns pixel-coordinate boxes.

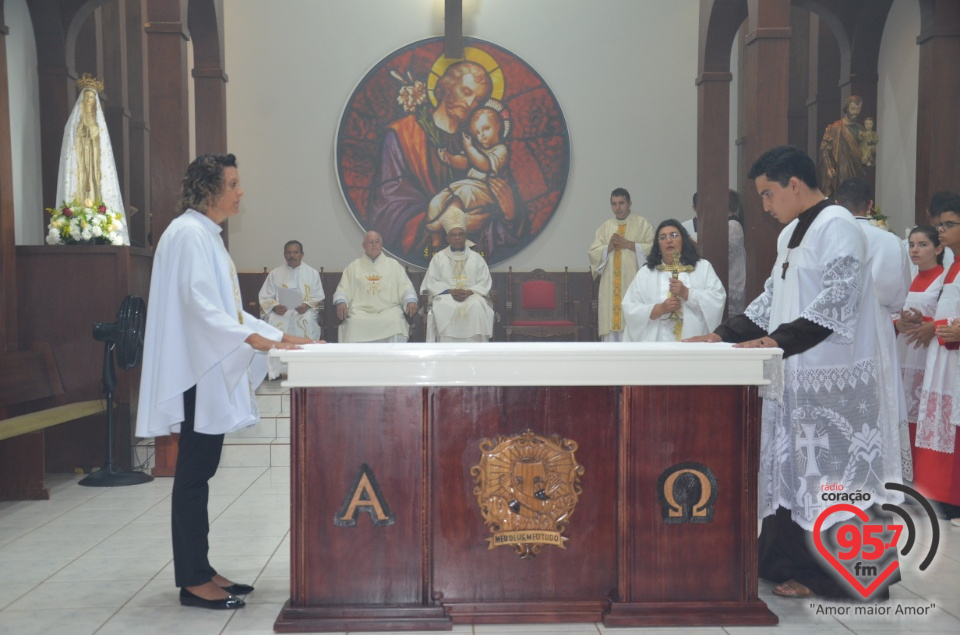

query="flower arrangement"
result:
[45,199,126,245]
[869,205,892,233]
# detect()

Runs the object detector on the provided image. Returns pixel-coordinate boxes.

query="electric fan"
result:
[79,294,154,486]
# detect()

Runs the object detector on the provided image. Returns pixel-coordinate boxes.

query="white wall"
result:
[5,0,924,261]
[876,0,920,237]
[223,0,701,273]
[6,0,42,246]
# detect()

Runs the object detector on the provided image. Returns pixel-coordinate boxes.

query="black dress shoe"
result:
[179,587,245,610]
[219,583,254,595]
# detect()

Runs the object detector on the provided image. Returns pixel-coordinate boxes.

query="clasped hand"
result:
[608,234,634,251]
[936,318,960,343]
[897,309,936,348]
[449,288,473,302]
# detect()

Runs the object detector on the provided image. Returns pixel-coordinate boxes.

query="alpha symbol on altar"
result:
[334,463,395,527]
[365,274,382,295]
[656,462,718,524]
[471,429,583,559]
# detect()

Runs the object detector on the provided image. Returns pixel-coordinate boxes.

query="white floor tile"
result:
[3,384,959,635]
[0,606,117,635]
[5,578,147,610]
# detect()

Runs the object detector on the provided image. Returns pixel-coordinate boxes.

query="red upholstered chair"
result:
[505,267,579,341]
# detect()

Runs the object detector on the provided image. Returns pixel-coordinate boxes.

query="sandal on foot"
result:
[773,580,814,598]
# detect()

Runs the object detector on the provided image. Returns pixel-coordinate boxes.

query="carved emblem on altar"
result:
[471,430,583,559]
[656,462,717,524]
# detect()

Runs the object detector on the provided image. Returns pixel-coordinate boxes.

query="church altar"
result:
[272,342,781,632]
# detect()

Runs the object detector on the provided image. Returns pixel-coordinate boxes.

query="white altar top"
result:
[272,342,782,389]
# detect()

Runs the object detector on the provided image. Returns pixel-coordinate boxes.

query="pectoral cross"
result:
[656,263,695,341]
[781,260,789,280]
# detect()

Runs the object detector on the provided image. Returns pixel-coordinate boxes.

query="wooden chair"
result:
[505,267,580,341]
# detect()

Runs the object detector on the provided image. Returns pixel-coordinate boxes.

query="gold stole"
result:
[612,223,626,331]
[656,263,695,341]
[229,260,244,324]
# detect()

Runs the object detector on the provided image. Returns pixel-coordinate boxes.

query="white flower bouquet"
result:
[869,205,893,233]
[45,199,126,245]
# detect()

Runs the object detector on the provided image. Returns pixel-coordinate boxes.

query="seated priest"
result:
[333,231,419,343]
[259,240,324,341]
[421,210,495,342]
[621,219,726,342]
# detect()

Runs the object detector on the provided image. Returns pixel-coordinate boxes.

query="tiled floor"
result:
[2,382,960,634]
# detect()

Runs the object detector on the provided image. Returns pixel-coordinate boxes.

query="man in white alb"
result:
[333,231,418,343]
[689,145,905,601]
[588,187,654,341]
[834,177,910,319]
[421,210,495,342]
[258,240,324,340]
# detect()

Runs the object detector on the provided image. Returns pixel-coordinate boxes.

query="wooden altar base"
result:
[604,600,779,627]
[272,343,780,632]
[274,602,451,633]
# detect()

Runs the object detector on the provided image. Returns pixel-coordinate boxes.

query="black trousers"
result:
[171,386,225,588]
[758,506,898,600]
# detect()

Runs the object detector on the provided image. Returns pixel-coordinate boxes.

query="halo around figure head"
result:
[477,98,510,139]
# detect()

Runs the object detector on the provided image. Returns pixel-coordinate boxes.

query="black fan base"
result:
[79,467,154,487]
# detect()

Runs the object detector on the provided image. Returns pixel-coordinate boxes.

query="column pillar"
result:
[915,0,960,220]
[144,1,190,244]
[741,0,792,300]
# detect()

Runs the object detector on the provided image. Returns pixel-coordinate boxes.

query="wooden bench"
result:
[0,342,108,500]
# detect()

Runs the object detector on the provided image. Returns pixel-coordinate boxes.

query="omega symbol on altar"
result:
[656,462,718,524]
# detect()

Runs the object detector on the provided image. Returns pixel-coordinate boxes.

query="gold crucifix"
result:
[656,263,695,341]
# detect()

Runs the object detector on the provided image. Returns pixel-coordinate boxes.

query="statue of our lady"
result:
[55,74,129,245]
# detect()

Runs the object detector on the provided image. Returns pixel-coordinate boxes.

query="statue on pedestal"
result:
[818,95,876,198]
[48,74,129,245]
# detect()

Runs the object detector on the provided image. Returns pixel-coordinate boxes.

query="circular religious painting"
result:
[336,37,569,268]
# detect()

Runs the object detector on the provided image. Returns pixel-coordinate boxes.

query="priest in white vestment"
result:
[690,146,905,601]
[259,240,324,340]
[136,154,312,610]
[421,210,495,342]
[835,178,910,319]
[622,219,725,342]
[588,188,654,341]
[334,231,419,343]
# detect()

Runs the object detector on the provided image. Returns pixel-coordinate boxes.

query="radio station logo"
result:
[813,482,940,599]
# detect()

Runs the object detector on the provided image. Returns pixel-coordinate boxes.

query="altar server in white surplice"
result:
[259,240,324,340]
[421,210,494,342]
[588,187,655,341]
[334,231,419,343]
[622,219,725,342]
[689,146,905,601]
[137,154,312,610]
